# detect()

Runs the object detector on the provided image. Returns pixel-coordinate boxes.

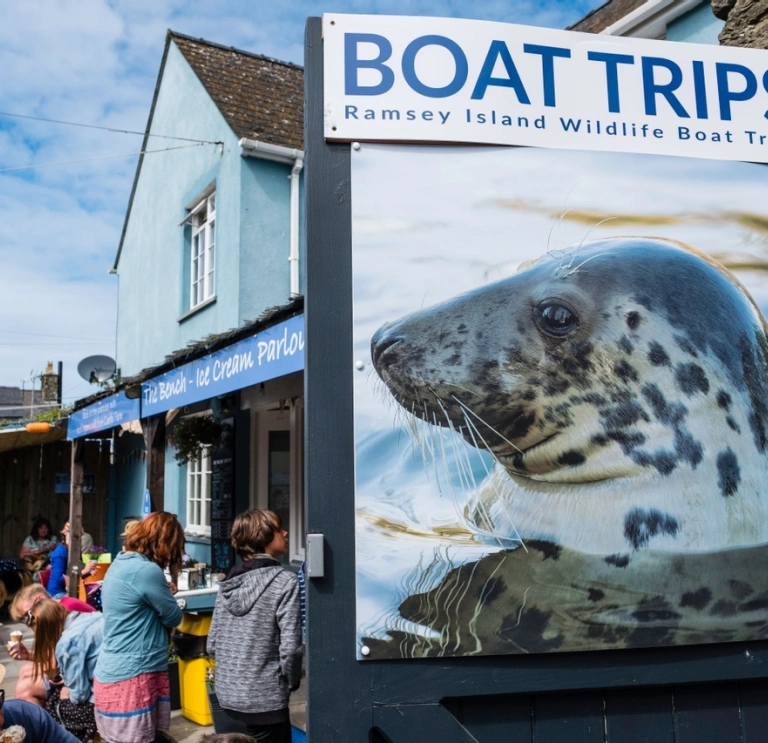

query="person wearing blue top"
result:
[0,666,80,743]
[29,598,104,741]
[48,523,70,598]
[94,512,185,743]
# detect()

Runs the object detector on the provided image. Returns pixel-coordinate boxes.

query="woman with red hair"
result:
[93,512,184,743]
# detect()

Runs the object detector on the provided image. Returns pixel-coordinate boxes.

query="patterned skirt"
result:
[94,670,170,743]
[45,685,97,742]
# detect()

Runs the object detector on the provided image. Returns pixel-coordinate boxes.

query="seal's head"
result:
[372,238,768,552]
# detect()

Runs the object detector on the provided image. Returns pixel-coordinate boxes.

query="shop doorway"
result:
[253,400,304,564]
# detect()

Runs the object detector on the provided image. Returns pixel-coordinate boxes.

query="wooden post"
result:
[142,415,166,512]
[67,438,84,598]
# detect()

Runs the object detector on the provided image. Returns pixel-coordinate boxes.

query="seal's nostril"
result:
[372,335,403,367]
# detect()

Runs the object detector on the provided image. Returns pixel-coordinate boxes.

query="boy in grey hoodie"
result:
[207,509,303,743]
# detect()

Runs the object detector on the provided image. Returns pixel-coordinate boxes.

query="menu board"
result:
[211,419,235,574]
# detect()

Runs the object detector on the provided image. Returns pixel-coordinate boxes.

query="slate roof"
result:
[114,31,303,269]
[172,32,304,150]
[0,387,44,420]
[569,0,648,32]
[0,387,23,406]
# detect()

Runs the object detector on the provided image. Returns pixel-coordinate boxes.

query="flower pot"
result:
[207,688,250,734]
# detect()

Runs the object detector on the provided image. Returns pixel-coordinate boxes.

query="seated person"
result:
[48,524,70,599]
[48,524,98,600]
[0,666,80,742]
[18,517,58,563]
[7,585,95,707]
[30,598,104,742]
[79,530,94,557]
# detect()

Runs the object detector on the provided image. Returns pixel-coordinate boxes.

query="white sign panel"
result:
[323,13,768,162]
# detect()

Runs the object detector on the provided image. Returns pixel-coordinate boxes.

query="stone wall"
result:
[712,0,768,48]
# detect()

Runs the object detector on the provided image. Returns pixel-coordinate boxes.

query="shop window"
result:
[186,447,212,536]
[186,191,216,310]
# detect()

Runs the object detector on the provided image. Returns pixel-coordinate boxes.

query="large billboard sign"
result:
[324,14,768,162]
[325,15,768,661]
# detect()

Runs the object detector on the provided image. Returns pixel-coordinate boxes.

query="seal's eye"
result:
[536,302,578,336]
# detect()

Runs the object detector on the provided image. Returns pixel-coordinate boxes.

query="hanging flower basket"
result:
[169,416,229,466]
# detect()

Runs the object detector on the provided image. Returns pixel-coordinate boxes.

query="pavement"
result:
[0,616,307,743]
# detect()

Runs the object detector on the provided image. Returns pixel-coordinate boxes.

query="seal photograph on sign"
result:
[352,144,768,658]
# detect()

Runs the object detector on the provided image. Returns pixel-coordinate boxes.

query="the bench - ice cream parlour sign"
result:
[142,315,304,416]
[327,15,768,660]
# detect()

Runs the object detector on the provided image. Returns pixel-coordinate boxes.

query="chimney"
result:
[40,361,59,405]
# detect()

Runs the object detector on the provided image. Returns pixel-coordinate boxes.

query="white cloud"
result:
[0,0,602,403]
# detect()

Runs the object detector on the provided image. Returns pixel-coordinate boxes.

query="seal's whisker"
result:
[563,216,618,269]
[458,411,513,551]
[422,402,441,481]
[562,251,612,278]
[458,409,527,553]
[432,396,480,529]
[429,409,448,494]
[451,395,524,455]
[433,410,456,501]
[578,216,618,250]
[433,380,478,398]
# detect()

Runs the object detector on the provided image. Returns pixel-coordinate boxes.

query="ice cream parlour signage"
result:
[141,315,304,417]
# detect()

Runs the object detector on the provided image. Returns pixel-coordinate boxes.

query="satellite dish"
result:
[77,355,117,384]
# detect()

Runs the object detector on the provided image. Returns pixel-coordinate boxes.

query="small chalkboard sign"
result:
[210,418,236,574]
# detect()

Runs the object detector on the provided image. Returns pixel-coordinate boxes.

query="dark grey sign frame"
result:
[303,16,768,742]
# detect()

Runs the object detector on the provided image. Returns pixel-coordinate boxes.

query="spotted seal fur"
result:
[367,237,768,656]
[371,237,768,555]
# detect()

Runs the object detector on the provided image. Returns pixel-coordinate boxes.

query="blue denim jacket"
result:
[56,610,105,703]
[94,551,182,684]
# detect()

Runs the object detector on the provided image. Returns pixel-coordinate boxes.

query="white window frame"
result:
[186,446,212,537]
[189,191,216,310]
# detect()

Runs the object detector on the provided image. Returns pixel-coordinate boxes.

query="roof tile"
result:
[171,32,304,150]
[569,0,648,33]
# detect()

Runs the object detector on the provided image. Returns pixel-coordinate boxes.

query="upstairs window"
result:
[190,192,216,309]
[187,446,212,536]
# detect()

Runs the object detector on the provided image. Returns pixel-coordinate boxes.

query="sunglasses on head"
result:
[23,596,45,626]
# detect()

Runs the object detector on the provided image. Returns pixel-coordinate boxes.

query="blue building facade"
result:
[572,0,724,42]
[87,32,306,576]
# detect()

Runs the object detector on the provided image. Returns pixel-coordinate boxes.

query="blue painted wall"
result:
[667,2,723,44]
[108,432,209,563]
[116,40,304,377]
[115,38,304,554]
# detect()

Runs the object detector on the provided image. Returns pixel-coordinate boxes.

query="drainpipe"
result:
[289,156,304,298]
[238,138,304,298]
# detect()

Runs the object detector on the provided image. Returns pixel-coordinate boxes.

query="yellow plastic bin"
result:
[172,613,213,726]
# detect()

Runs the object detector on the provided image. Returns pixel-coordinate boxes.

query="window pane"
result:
[188,191,215,310]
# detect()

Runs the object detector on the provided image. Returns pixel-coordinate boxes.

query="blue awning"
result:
[68,392,141,439]
[141,314,304,417]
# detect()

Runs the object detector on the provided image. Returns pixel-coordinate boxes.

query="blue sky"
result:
[0,0,603,407]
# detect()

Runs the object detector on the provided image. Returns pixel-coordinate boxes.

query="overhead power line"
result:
[0,110,222,145]
[0,142,215,174]
[0,342,105,346]
[0,329,112,342]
